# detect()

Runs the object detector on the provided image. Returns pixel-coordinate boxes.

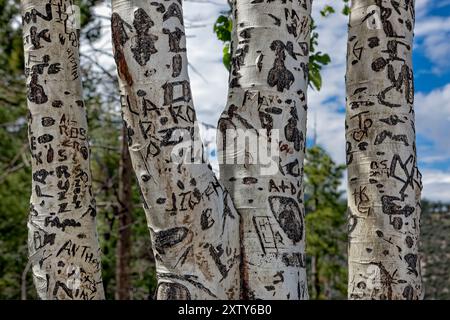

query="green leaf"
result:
[309,67,322,91]
[213,15,232,42]
[314,53,331,65]
[320,5,335,17]
[342,5,351,16]
[223,44,231,71]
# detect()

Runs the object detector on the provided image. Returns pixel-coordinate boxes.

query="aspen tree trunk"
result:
[21,0,104,299]
[115,125,133,300]
[346,0,423,299]
[217,0,311,299]
[110,0,240,299]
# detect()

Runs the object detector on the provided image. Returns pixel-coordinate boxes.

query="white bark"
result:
[110,0,240,299]
[346,0,423,299]
[217,0,312,299]
[21,0,104,299]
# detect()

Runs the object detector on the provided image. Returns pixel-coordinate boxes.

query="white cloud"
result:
[184,1,229,126]
[415,83,450,163]
[85,1,450,201]
[421,169,450,201]
[416,0,432,17]
[415,1,450,73]
[308,0,348,164]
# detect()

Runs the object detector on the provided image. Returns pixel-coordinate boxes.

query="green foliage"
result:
[213,14,232,71]
[304,146,347,299]
[0,0,157,300]
[420,201,450,300]
[342,0,351,16]
[309,20,331,91]
[320,5,335,17]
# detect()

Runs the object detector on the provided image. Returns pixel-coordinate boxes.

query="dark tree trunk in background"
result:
[115,125,133,300]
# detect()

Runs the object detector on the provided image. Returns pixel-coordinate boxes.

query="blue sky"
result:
[92,0,450,201]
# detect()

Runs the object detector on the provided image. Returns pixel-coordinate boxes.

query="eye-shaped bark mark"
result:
[158,273,218,299]
[41,117,56,127]
[163,2,184,26]
[156,282,191,300]
[379,115,405,125]
[36,132,53,144]
[402,284,414,300]
[267,40,295,92]
[30,26,51,49]
[374,130,409,146]
[368,36,380,48]
[405,236,414,248]
[163,28,186,53]
[284,107,303,152]
[131,9,158,66]
[111,13,134,86]
[404,253,418,277]
[150,1,166,13]
[268,196,303,243]
[152,226,189,254]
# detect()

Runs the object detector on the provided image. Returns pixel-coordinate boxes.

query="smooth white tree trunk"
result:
[346,0,423,299]
[21,0,104,299]
[217,0,312,299]
[110,0,240,299]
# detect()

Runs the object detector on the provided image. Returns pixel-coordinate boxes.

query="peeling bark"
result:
[110,0,240,300]
[217,0,311,299]
[345,0,423,299]
[21,0,104,299]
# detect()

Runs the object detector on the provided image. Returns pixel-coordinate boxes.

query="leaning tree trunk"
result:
[110,0,240,299]
[346,0,423,299]
[115,125,133,300]
[21,0,104,299]
[217,0,311,299]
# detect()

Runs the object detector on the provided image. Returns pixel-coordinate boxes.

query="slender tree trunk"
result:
[115,125,133,300]
[346,0,423,299]
[217,0,311,299]
[110,0,240,299]
[311,255,320,299]
[21,0,104,299]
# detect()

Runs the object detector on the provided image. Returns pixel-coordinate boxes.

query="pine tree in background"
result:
[304,145,347,299]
